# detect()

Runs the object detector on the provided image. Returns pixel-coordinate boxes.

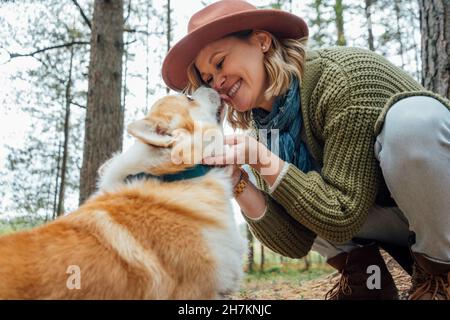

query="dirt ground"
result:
[231,251,411,300]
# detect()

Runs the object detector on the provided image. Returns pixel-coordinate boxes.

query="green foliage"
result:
[0,215,47,236]
[245,264,332,280]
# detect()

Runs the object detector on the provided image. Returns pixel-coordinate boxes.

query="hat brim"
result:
[162,9,308,91]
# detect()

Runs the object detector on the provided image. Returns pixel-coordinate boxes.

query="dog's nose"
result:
[193,86,221,106]
[208,90,221,106]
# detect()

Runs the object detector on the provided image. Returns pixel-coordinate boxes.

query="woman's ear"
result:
[253,30,272,53]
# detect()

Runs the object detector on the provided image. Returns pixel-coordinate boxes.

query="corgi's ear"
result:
[127,119,175,147]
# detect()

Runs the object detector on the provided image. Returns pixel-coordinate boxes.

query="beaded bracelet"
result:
[233,168,249,198]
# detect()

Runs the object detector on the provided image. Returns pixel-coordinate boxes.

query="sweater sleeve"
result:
[270,106,382,244]
[242,167,316,259]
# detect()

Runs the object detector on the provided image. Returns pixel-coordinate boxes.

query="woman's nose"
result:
[212,75,226,92]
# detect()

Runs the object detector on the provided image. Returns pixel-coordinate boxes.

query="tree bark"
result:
[246,225,254,272]
[57,43,74,216]
[80,0,124,204]
[364,0,375,51]
[419,0,450,98]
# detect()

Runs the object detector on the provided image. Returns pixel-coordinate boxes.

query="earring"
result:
[262,46,266,51]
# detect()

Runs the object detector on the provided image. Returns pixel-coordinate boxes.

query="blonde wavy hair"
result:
[185,30,308,129]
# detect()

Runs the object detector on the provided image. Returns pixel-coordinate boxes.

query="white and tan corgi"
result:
[0,87,246,299]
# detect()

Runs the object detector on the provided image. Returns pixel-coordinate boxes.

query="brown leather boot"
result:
[408,252,450,300]
[325,243,399,300]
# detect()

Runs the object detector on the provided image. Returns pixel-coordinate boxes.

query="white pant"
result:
[312,96,450,263]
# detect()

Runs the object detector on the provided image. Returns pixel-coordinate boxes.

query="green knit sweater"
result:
[244,46,450,259]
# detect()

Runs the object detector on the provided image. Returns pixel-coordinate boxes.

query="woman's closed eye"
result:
[216,57,224,70]
[204,57,225,85]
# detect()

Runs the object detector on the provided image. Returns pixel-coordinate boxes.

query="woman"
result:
[162,0,450,300]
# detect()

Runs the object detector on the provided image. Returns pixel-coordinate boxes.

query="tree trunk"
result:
[303,255,311,271]
[393,0,405,68]
[311,0,324,46]
[419,0,450,98]
[53,140,62,220]
[57,43,74,216]
[166,0,172,94]
[122,34,128,118]
[260,244,265,272]
[364,0,375,51]
[145,2,151,114]
[246,225,254,273]
[408,1,422,82]
[80,0,124,204]
[334,0,347,46]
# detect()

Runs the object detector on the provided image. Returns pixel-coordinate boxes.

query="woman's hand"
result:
[202,134,259,166]
[203,134,270,219]
[202,134,285,187]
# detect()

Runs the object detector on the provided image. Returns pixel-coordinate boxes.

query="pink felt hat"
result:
[162,0,309,91]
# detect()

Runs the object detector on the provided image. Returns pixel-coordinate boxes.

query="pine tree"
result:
[419,0,450,98]
[334,0,347,45]
[1,1,89,218]
[79,0,124,204]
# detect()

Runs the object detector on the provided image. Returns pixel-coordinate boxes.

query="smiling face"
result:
[194,31,274,112]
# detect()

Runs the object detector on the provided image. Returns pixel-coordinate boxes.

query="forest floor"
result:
[231,251,411,300]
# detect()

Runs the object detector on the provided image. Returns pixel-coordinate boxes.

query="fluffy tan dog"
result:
[0,87,245,299]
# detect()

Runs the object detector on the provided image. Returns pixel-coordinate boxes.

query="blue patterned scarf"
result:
[252,77,313,173]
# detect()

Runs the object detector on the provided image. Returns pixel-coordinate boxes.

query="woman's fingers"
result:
[202,135,258,165]
[223,134,246,145]
[202,145,246,165]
